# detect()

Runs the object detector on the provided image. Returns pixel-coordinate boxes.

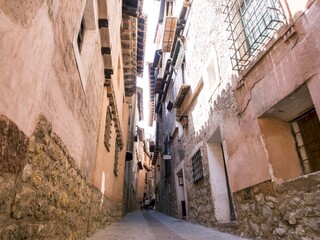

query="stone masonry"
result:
[0,115,120,239]
[234,175,320,240]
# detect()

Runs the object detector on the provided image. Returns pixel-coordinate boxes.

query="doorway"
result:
[174,161,188,220]
[207,127,236,222]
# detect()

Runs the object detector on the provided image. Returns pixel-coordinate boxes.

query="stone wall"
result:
[234,175,320,239]
[0,115,120,239]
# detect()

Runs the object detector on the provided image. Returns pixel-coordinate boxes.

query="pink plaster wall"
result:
[231,1,320,192]
[224,107,271,192]
[0,1,104,179]
[258,117,302,181]
[307,75,320,118]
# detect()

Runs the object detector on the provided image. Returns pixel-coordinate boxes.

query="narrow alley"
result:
[87,211,249,240]
[1,0,320,240]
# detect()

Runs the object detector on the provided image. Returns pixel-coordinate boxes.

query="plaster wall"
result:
[92,78,129,206]
[307,75,320,118]
[258,117,302,181]
[233,0,320,189]
[156,0,320,237]
[0,0,131,214]
[207,142,230,223]
[0,0,104,178]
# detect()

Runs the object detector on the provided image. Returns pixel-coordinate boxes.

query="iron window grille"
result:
[291,109,320,174]
[224,0,286,71]
[192,149,204,183]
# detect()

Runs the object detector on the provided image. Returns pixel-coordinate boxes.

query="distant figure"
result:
[150,198,155,210]
[144,198,150,211]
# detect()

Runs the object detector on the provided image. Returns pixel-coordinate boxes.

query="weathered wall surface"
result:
[0,0,130,219]
[0,115,119,239]
[179,88,239,230]
[157,0,240,230]
[174,0,269,200]
[0,0,103,179]
[159,0,320,239]
[231,2,320,238]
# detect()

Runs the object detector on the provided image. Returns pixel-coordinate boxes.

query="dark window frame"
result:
[291,109,320,174]
[77,18,85,52]
[192,149,204,183]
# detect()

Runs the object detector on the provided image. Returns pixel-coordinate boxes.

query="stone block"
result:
[0,115,29,175]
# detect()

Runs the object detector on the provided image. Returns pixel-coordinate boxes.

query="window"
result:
[291,109,320,174]
[192,149,204,183]
[224,0,285,71]
[240,0,279,51]
[104,107,112,151]
[204,50,220,96]
[73,0,96,91]
[164,137,171,177]
[77,18,85,52]
[114,139,119,176]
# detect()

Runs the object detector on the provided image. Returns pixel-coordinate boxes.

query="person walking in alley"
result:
[144,198,150,211]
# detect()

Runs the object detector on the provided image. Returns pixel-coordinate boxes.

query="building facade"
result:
[0,0,145,239]
[151,0,320,239]
[123,87,155,213]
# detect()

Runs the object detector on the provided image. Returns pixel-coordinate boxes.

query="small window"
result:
[73,0,96,91]
[104,107,112,151]
[192,149,204,183]
[77,18,85,52]
[291,109,320,174]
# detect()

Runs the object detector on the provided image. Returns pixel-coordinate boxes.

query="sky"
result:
[136,0,160,139]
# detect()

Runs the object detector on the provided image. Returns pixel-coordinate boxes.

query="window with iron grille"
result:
[224,0,285,71]
[104,107,112,151]
[114,139,119,176]
[291,109,320,174]
[192,149,204,183]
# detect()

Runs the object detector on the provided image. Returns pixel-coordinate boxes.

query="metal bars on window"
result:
[192,149,204,183]
[223,0,286,71]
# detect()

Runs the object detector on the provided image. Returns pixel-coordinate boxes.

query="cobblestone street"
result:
[87,211,250,240]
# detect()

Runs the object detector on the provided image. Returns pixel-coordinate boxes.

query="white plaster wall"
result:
[207,142,230,223]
